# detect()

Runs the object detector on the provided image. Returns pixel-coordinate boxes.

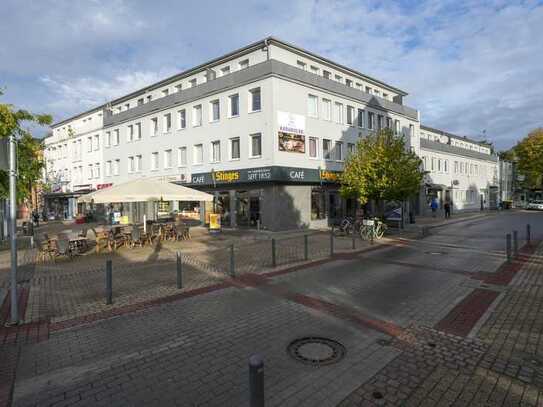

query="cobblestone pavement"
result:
[5,210,543,406]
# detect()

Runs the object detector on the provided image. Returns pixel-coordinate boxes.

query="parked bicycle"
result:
[359,218,387,241]
[337,216,355,235]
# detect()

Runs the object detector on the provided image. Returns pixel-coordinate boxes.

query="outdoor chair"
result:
[175,223,191,240]
[36,235,55,262]
[51,235,73,259]
[108,228,127,251]
[127,227,145,248]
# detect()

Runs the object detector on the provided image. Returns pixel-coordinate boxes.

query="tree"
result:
[340,128,423,208]
[512,128,543,189]
[0,89,52,203]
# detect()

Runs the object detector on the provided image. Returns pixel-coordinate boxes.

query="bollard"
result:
[30,235,34,249]
[229,244,235,277]
[352,228,356,250]
[513,230,518,257]
[304,234,308,261]
[330,227,334,257]
[526,224,531,245]
[249,354,264,407]
[506,233,512,263]
[176,251,183,289]
[271,238,276,268]
[370,224,374,245]
[105,260,112,305]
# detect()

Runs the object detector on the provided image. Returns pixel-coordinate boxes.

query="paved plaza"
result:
[1,210,542,406]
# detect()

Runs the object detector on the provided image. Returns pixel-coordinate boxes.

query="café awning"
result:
[78,178,213,204]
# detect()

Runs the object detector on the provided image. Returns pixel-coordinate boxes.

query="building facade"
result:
[44,37,505,228]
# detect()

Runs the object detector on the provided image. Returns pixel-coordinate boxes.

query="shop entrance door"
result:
[249,196,260,227]
[236,191,250,227]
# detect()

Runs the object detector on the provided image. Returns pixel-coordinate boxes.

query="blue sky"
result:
[1,0,542,150]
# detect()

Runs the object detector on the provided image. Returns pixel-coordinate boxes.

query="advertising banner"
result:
[278,111,306,153]
[278,132,305,153]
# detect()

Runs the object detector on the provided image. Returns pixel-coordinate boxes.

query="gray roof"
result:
[420,138,497,162]
[420,124,492,148]
[52,37,408,128]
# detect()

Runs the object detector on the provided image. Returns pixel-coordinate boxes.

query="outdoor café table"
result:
[69,236,88,254]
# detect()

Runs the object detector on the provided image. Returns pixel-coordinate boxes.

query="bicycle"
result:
[359,218,387,241]
[336,216,355,235]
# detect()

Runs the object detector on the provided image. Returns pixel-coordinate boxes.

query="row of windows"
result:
[306,137,355,161]
[423,156,493,177]
[307,94,409,135]
[105,88,261,147]
[104,134,263,176]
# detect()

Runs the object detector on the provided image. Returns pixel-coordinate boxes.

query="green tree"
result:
[0,89,52,202]
[340,128,423,208]
[513,128,543,189]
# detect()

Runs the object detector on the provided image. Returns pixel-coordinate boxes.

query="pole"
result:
[330,227,334,257]
[352,228,356,250]
[526,224,531,246]
[105,260,112,305]
[143,214,147,234]
[9,134,18,325]
[304,234,308,261]
[229,244,235,277]
[176,251,183,289]
[506,233,512,263]
[513,230,518,258]
[249,354,264,407]
[271,238,276,267]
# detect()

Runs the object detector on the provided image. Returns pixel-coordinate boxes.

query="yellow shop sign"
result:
[320,170,341,182]
[215,171,240,183]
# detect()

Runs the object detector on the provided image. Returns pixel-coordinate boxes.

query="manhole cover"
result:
[287,337,346,366]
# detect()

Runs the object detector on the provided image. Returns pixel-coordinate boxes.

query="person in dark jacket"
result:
[444,201,451,219]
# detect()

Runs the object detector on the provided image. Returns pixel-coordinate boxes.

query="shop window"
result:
[311,188,326,220]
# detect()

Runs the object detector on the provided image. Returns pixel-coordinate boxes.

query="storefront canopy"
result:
[78,178,214,204]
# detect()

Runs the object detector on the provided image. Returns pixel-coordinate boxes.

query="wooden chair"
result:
[95,230,110,253]
[127,227,145,248]
[108,228,127,251]
[36,235,55,262]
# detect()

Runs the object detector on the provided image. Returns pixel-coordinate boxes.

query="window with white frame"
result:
[454,161,459,173]
[220,66,230,76]
[113,159,120,175]
[229,94,239,117]
[374,89,381,97]
[377,115,383,130]
[105,132,111,148]
[323,70,331,79]
[127,125,134,142]
[210,100,220,122]
[346,106,355,126]
[162,89,169,97]
[335,74,342,83]
[307,95,318,118]
[128,156,135,173]
[106,161,111,176]
[347,143,355,156]
[113,129,120,145]
[164,113,172,132]
[177,147,187,166]
[437,159,442,172]
[164,149,172,168]
[386,117,392,129]
[444,160,448,173]
[135,123,141,140]
[151,118,158,136]
[250,133,262,157]
[310,66,319,75]
[94,163,100,179]
[230,138,240,160]
[192,105,202,127]
[193,144,203,164]
[175,84,182,93]
[238,59,249,70]
[323,139,332,160]
[357,109,365,128]
[249,88,261,112]
[345,79,353,87]
[335,142,343,161]
[189,78,197,88]
[178,109,186,129]
[135,155,142,172]
[409,124,415,138]
[124,103,130,111]
[334,102,343,124]
[431,157,435,171]
[151,152,159,170]
[137,98,144,106]
[297,60,306,70]
[367,112,375,130]
[394,120,400,135]
[322,99,331,121]
[211,141,221,163]
[87,137,92,152]
[309,137,318,158]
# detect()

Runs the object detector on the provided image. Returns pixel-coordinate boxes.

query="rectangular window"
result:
[374,89,381,97]
[95,163,100,179]
[193,144,203,164]
[229,94,239,117]
[210,100,220,122]
[127,125,134,142]
[124,103,130,111]
[162,89,169,97]
[135,123,141,140]
[311,187,326,220]
[335,142,343,161]
[192,105,202,127]
[128,156,134,173]
[335,74,342,83]
[309,137,318,158]
[409,124,415,137]
[114,129,119,145]
[106,161,111,176]
[322,99,331,121]
[348,143,355,156]
[238,59,249,70]
[230,138,240,160]
[444,160,448,173]
[135,155,142,172]
[113,159,120,176]
[250,133,262,157]
[438,159,442,172]
[346,106,355,125]
[178,109,186,129]
[87,164,93,180]
[334,102,343,124]
[151,118,158,136]
[323,139,332,160]
[151,152,159,170]
[220,66,230,76]
[377,115,384,130]
[249,88,261,112]
[310,66,319,75]
[175,84,182,93]
[164,113,172,132]
[345,79,353,87]
[297,60,306,70]
[357,109,365,128]
[386,118,392,129]
[431,158,435,171]
[146,95,152,103]
[211,141,221,162]
[307,95,318,118]
[323,70,331,79]
[87,137,92,152]
[164,149,172,168]
[178,147,187,166]
[137,98,144,106]
[105,132,111,148]
[365,86,372,94]
[394,120,400,135]
[367,112,375,130]
[189,78,197,88]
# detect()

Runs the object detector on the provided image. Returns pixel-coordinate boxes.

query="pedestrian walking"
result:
[444,201,451,219]
[430,198,438,218]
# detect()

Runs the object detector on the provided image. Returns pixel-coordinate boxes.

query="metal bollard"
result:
[249,354,264,407]
[526,224,531,245]
[30,235,34,249]
[370,225,374,245]
[513,230,518,257]
[352,229,356,250]
[506,233,512,263]
[304,234,308,261]
[105,260,112,305]
[176,251,183,289]
[330,227,334,257]
[271,238,276,268]
[229,244,235,277]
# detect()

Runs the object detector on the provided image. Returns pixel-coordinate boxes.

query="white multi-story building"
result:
[419,125,499,212]
[45,37,420,228]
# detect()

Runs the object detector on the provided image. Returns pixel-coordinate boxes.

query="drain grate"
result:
[287,337,346,366]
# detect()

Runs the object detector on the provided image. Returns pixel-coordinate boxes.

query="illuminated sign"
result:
[320,170,341,182]
[214,171,240,183]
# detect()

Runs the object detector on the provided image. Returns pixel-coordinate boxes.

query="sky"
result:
[1,0,542,151]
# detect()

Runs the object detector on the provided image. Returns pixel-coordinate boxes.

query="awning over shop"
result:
[78,178,214,204]
[425,183,449,190]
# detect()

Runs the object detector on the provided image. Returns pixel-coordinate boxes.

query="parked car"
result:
[526,200,543,210]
